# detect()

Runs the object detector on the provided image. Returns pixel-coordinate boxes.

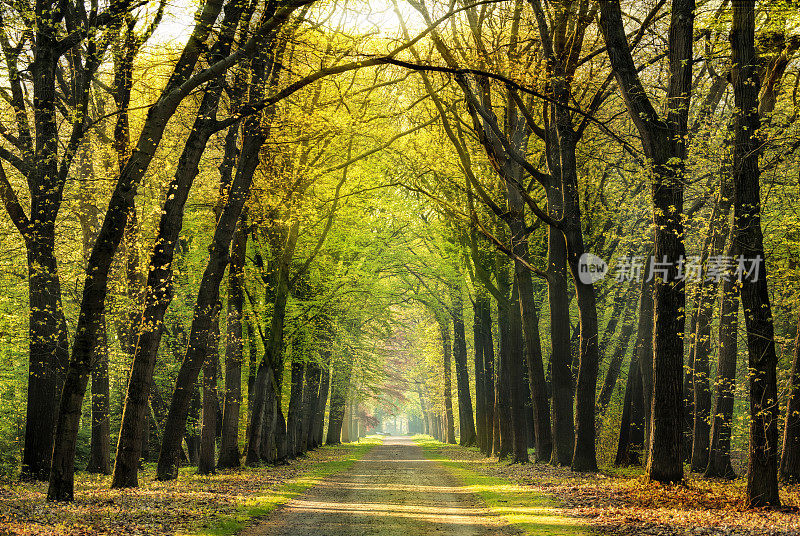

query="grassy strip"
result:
[413,436,586,536]
[184,436,382,536]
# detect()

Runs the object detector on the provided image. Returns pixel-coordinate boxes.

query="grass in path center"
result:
[413,436,586,536]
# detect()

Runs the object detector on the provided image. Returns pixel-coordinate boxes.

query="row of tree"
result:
[0,0,797,513]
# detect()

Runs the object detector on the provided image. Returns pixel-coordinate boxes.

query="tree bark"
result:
[218,219,247,468]
[508,279,531,463]
[451,283,476,447]
[691,177,735,472]
[473,295,487,452]
[326,357,352,445]
[23,237,69,481]
[286,354,305,457]
[301,360,322,452]
[597,321,636,415]
[341,401,352,443]
[780,312,800,482]
[198,310,221,475]
[186,385,202,465]
[256,364,278,464]
[440,319,457,444]
[615,345,644,467]
[545,188,574,466]
[496,254,513,459]
[704,275,738,479]
[482,296,496,457]
[731,0,781,508]
[312,357,330,449]
[76,159,112,476]
[514,252,551,461]
[86,310,111,475]
[598,0,694,484]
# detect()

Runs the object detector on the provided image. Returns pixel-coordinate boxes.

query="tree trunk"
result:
[731,0,781,508]
[326,357,352,445]
[274,373,289,461]
[704,275,738,479]
[19,9,70,483]
[504,155,548,463]
[637,271,655,465]
[246,360,274,465]
[473,295,487,452]
[691,178,735,472]
[496,257,513,459]
[615,346,644,467]
[77,171,111,476]
[300,361,318,452]
[286,355,305,457]
[451,283,476,447]
[482,295,495,457]
[301,362,322,452]
[545,191,574,466]
[186,385,202,466]
[780,312,800,482]
[597,321,636,415]
[514,259,551,462]
[598,0,694,484]
[507,278,530,463]
[198,311,221,475]
[341,401,352,443]
[86,309,111,475]
[556,128,600,473]
[440,319,456,444]
[218,219,247,469]
[23,237,69,481]
[312,358,330,449]
[260,365,279,464]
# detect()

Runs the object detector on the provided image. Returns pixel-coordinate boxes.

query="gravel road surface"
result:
[245,436,520,536]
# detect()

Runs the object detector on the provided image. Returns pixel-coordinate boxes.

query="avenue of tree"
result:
[0,0,797,511]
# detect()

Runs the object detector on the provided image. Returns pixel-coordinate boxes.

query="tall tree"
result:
[111,0,253,488]
[218,218,248,468]
[598,0,695,483]
[0,0,126,481]
[730,0,781,508]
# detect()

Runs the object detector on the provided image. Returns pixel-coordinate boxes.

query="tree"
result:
[730,0,781,508]
[598,0,694,484]
[780,313,800,482]
[0,0,127,481]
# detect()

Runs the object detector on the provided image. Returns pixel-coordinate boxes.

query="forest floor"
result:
[0,438,380,536]
[418,438,800,536]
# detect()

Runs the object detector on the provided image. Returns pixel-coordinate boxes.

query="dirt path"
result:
[245,436,521,536]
